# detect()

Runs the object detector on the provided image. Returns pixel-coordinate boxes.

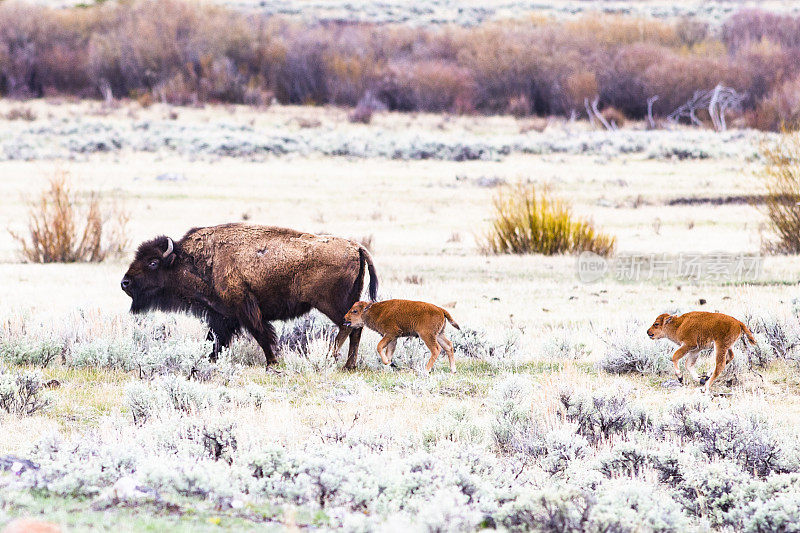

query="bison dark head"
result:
[121,236,180,313]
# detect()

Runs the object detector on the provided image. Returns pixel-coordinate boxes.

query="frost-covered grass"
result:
[3,358,800,531]
[29,0,800,27]
[1,304,800,530]
[0,112,768,163]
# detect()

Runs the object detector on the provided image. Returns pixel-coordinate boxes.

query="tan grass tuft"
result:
[9,170,129,263]
[482,184,616,257]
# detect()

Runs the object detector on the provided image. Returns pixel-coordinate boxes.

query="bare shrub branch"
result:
[9,170,129,263]
[758,133,800,253]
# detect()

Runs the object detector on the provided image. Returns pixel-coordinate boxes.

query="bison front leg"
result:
[206,314,239,362]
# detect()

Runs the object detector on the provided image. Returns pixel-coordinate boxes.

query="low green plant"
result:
[482,185,615,256]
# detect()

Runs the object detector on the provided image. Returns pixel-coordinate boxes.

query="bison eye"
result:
[148,259,159,270]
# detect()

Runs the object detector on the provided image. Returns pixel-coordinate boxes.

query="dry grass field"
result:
[1,99,800,531]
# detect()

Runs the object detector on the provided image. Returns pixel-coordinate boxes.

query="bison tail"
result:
[740,322,757,345]
[360,246,379,301]
[443,309,461,330]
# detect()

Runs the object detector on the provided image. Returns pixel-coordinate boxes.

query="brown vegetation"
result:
[4,106,37,121]
[759,133,800,253]
[0,2,799,128]
[9,171,129,263]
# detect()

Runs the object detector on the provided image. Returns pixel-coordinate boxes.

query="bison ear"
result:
[664,315,674,324]
[165,254,176,267]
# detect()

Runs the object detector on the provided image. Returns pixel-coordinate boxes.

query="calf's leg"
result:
[684,349,702,382]
[385,339,398,366]
[437,334,456,373]
[422,333,442,373]
[704,343,729,394]
[671,344,691,383]
[376,335,396,366]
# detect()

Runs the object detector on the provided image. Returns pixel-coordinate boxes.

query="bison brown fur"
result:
[121,224,378,367]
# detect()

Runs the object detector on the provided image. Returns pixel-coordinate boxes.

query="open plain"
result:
[1,99,800,531]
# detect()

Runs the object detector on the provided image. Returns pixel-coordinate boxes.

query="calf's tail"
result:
[442,309,461,330]
[740,322,757,345]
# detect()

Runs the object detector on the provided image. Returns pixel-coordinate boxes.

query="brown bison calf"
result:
[343,299,461,373]
[647,311,756,393]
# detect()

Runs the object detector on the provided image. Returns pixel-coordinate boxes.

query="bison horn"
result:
[163,238,174,258]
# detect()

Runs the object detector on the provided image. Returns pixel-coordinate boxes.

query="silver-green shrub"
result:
[586,478,689,532]
[0,338,63,367]
[541,328,590,361]
[497,486,594,532]
[744,491,800,533]
[422,405,484,450]
[558,388,651,444]
[597,321,673,376]
[450,327,522,362]
[0,369,52,416]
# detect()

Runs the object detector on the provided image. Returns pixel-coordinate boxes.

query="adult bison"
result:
[120,223,378,368]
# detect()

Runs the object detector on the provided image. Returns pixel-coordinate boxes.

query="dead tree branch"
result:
[668,84,746,131]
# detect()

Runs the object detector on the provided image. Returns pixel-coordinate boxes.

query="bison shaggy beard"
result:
[120,224,378,367]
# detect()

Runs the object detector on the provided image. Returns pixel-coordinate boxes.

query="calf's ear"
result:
[664,315,674,324]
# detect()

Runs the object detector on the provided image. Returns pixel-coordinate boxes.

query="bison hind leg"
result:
[344,328,363,370]
[243,321,278,365]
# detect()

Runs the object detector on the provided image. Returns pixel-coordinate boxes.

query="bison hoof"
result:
[677,376,683,385]
[699,375,709,385]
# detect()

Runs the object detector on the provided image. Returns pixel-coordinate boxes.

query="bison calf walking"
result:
[647,311,756,393]
[121,224,378,368]
[343,299,461,373]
